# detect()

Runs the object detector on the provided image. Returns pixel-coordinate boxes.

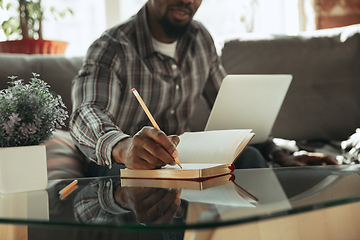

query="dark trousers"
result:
[233,145,269,169]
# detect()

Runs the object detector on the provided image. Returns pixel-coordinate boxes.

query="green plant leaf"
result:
[0,0,74,40]
[0,73,68,147]
[1,17,20,39]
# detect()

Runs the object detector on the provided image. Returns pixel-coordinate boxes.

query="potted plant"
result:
[0,73,68,193]
[0,0,73,54]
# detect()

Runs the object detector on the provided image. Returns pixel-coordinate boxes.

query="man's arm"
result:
[73,179,130,224]
[256,138,338,166]
[70,38,129,169]
[202,40,227,108]
[271,150,338,166]
[70,38,180,170]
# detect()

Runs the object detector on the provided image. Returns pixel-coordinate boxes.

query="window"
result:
[0,0,106,56]
[41,0,106,56]
[114,0,304,51]
[1,0,310,56]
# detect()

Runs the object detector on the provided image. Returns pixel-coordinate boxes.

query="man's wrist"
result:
[111,137,131,165]
[113,184,132,210]
[96,131,130,168]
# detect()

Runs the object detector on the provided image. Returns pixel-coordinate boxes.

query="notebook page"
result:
[176,130,251,164]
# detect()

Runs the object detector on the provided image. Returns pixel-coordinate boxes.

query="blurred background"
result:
[1,0,359,56]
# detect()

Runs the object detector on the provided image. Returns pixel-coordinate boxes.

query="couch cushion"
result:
[0,53,84,129]
[221,24,360,141]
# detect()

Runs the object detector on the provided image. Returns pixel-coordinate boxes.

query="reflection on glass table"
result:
[1,165,360,239]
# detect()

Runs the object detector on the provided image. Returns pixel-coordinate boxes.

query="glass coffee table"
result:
[2,165,360,240]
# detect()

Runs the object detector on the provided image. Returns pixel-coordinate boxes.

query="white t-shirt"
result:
[152,37,177,59]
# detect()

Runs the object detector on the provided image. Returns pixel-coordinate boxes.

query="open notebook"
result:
[120,129,254,180]
[205,74,292,144]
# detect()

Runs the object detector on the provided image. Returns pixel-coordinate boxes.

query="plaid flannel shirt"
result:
[70,5,226,168]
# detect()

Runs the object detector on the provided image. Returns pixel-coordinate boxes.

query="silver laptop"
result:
[204,74,292,144]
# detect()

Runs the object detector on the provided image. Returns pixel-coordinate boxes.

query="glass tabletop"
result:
[2,165,360,232]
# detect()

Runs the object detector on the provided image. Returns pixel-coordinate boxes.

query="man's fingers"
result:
[296,153,338,166]
[292,161,306,166]
[142,127,179,158]
[328,158,339,165]
[125,127,180,169]
[140,189,180,224]
[134,127,178,165]
[136,147,167,167]
[127,158,159,170]
[142,140,176,165]
[168,135,180,147]
[307,153,338,165]
[321,156,338,165]
[151,201,182,225]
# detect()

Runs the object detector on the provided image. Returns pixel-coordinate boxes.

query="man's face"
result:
[148,0,202,38]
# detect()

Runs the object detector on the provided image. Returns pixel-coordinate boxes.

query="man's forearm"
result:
[69,107,130,168]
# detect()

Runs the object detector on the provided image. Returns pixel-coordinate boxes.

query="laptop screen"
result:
[204,74,292,144]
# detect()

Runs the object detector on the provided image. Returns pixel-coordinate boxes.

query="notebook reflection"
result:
[72,174,258,227]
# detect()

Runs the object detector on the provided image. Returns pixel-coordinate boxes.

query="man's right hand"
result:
[111,126,180,169]
[114,185,183,226]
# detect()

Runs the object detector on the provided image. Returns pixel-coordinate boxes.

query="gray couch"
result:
[220,24,360,142]
[1,23,359,144]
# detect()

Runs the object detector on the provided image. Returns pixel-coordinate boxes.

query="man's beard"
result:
[159,6,192,39]
[159,16,191,39]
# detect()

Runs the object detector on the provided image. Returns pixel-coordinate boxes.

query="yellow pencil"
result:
[132,88,182,169]
[59,184,78,200]
[59,180,78,199]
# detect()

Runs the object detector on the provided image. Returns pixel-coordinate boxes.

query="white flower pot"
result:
[0,145,48,194]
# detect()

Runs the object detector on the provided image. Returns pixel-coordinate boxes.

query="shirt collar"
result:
[134,4,199,59]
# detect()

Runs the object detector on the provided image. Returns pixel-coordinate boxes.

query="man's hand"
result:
[112,126,180,169]
[114,185,183,225]
[272,150,339,167]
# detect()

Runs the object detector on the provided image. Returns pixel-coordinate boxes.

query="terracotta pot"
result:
[0,38,68,54]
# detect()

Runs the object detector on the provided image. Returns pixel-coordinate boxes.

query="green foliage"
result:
[0,0,73,40]
[0,73,68,147]
[1,17,19,39]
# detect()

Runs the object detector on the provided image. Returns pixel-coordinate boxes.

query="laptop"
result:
[204,74,292,144]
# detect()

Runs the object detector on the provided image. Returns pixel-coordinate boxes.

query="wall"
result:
[315,0,360,29]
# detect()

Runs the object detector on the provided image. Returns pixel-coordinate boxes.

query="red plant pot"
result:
[0,38,68,54]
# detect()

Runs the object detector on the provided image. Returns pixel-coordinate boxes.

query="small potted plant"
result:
[0,73,68,193]
[0,0,73,54]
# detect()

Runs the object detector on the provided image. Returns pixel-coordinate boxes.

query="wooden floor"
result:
[0,225,27,240]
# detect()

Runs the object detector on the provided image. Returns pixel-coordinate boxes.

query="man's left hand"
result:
[272,151,339,167]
